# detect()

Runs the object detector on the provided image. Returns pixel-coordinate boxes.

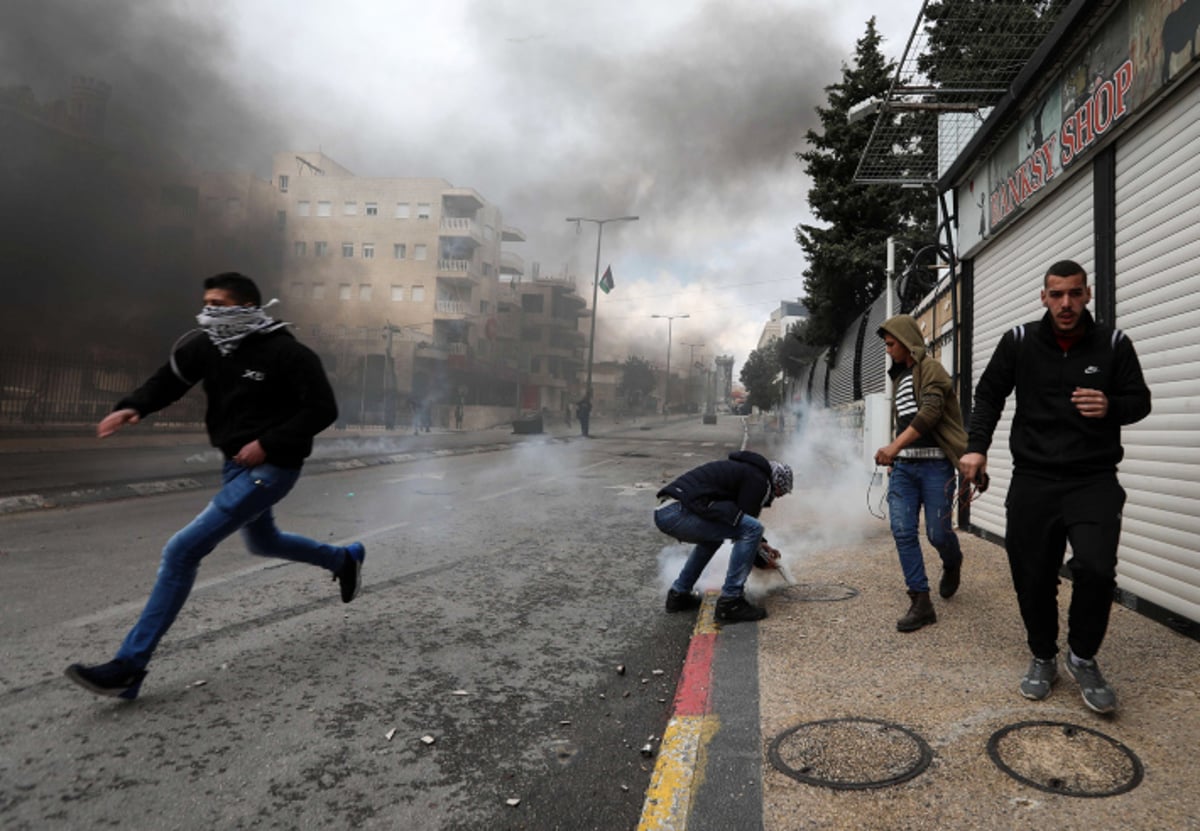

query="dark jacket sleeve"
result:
[115,333,206,416]
[257,342,338,460]
[1106,335,1152,426]
[966,330,1018,455]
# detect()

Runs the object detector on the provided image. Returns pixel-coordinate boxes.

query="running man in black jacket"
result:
[65,273,366,700]
[654,450,793,622]
[960,260,1150,714]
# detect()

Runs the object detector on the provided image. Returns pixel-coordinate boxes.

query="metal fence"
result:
[0,347,205,429]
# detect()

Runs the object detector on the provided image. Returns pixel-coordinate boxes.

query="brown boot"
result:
[896,590,937,632]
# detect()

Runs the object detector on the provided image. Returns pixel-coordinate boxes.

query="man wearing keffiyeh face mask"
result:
[64,272,366,701]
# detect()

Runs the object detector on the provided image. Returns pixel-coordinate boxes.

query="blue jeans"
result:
[115,461,348,670]
[654,501,763,598]
[887,458,963,593]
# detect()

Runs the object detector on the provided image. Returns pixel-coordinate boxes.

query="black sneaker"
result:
[64,660,147,700]
[714,595,767,623]
[1019,657,1058,701]
[1064,656,1117,714]
[336,542,366,603]
[665,589,701,613]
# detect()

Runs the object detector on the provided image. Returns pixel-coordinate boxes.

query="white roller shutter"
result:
[1114,83,1200,625]
[968,170,1095,537]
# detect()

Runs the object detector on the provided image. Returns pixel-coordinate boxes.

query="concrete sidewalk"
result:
[650,512,1200,829]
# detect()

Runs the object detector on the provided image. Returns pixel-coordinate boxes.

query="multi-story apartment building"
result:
[496,263,587,421]
[270,151,526,425]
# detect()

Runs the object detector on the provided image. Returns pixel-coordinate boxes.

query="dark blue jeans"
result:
[115,461,348,670]
[886,458,962,593]
[654,501,763,598]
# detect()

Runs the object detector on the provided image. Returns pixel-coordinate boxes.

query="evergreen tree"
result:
[796,18,935,349]
[739,338,783,413]
[617,355,657,413]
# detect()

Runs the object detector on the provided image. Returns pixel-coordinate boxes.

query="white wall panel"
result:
[1114,82,1200,623]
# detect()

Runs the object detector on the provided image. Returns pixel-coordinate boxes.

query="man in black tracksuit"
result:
[960,260,1150,714]
[65,272,366,700]
[654,450,793,623]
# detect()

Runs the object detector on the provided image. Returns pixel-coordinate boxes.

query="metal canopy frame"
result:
[855,0,1068,185]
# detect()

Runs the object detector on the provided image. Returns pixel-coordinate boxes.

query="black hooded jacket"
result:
[117,328,338,469]
[656,450,774,526]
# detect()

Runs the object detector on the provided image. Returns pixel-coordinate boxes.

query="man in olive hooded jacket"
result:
[874,314,968,632]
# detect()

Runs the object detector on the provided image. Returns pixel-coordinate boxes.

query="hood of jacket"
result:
[878,314,927,365]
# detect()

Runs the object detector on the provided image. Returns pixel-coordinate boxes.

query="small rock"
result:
[616,664,626,676]
[506,797,521,807]
[192,679,207,687]
[421,735,436,745]
[385,728,396,741]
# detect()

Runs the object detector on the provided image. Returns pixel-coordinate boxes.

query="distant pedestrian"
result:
[576,394,592,437]
[654,450,793,623]
[874,314,968,633]
[454,397,464,430]
[64,272,365,701]
[960,260,1151,714]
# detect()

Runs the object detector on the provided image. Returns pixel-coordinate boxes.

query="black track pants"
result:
[1004,473,1126,661]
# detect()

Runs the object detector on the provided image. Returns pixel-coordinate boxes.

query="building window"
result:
[297,201,311,216]
[312,283,326,300]
[342,242,354,258]
[278,174,289,193]
[276,210,286,230]
[391,285,404,302]
[362,243,375,259]
[343,201,358,216]
[395,202,410,218]
[417,203,431,219]
[480,300,489,314]
[290,281,305,296]
[411,285,425,302]
[393,243,407,259]
[293,241,307,257]
[338,283,352,301]
[314,241,328,257]
[366,202,378,216]
[414,244,427,260]
[317,201,332,217]
[359,284,373,301]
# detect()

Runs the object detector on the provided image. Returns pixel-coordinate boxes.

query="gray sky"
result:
[4,0,920,371]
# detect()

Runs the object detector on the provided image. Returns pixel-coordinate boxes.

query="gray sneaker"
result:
[1064,657,1117,714]
[1019,657,1058,700]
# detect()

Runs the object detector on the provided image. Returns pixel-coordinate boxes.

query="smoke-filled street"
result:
[0,421,756,830]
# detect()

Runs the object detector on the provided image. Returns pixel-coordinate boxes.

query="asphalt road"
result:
[0,423,748,829]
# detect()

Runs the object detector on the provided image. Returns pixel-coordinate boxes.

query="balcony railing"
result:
[437,258,474,274]
[435,299,469,315]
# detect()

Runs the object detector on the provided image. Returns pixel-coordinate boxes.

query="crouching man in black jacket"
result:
[654,450,793,623]
[65,273,366,701]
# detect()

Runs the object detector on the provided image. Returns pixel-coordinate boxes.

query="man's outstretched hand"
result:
[97,408,140,438]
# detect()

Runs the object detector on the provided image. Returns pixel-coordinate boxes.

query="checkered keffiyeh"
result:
[195,302,287,356]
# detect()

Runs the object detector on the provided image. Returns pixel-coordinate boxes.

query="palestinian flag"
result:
[599,266,614,294]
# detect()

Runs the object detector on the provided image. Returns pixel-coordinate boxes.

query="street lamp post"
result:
[566,215,639,407]
[651,313,689,415]
[680,340,704,412]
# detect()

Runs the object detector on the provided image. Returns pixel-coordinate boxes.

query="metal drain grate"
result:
[776,583,860,602]
[987,721,1144,797]
[769,717,932,790]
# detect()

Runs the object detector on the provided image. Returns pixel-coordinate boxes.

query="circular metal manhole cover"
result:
[986,721,1143,797]
[776,582,860,602]
[769,717,932,790]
